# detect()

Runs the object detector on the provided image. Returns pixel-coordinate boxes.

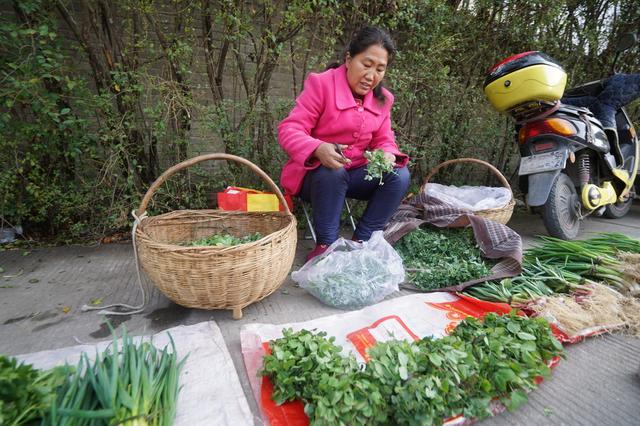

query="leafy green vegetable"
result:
[261,313,564,425]
[364,150,396,185]
[187,232,262,247]
[0,355,72,426]
[450,313,564,408]
[261,329,390,425]
[395,227,492,290]
[388,337,486,424]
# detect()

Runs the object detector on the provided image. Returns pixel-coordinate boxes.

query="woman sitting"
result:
[278,26,410,261]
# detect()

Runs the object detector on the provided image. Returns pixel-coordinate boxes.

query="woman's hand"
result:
[383,151,396,164]
[313,142,352,169]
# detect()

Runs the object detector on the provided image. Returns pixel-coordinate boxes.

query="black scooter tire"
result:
[603,197,633,218]
[542,173,581,240]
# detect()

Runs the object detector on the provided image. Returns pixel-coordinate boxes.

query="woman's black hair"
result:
[327,26,396,103]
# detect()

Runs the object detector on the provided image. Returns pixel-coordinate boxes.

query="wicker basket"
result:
[134,154,297,319]
[422,158,515,224]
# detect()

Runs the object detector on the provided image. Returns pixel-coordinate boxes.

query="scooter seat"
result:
[564,79,605,98]
[556,103,595,119]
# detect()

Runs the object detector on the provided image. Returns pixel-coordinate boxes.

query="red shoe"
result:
[306,244,329,262]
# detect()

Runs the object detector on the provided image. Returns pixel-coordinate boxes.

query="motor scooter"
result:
[484,33,640,239]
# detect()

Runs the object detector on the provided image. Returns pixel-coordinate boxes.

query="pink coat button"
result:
[353,132,359,138]
[358,107,364,112]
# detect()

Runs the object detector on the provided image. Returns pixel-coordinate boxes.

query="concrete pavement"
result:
[1,204,639,425]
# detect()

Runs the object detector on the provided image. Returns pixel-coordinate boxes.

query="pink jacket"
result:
[278,64,409,195]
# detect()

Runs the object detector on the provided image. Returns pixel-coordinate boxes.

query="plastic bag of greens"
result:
[292,231,404,309]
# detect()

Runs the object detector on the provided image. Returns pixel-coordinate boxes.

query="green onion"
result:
[465,233,640,303]
[44,328,186,426]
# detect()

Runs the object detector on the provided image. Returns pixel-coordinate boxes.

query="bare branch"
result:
[55,0,108,91]
[202,0,229,102]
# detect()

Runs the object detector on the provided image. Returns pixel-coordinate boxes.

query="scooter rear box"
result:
[484,51,567,112]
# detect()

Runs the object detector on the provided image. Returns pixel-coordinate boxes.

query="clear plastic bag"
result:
[424,182,511,211]
[292,231,404,309]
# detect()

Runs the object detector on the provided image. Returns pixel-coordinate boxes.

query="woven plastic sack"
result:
[292,231,404,309]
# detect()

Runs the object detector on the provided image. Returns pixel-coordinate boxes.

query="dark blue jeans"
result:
[299,165,410,245]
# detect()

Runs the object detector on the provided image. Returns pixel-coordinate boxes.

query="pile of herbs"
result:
[262,329,389,424]
[261,312,563,425]
[0,356,71,426]
[364,150,396,185]
[187,232,262,247]
[395,226,492,290]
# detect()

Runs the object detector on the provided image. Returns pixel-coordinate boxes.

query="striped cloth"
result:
[384,191,523,292]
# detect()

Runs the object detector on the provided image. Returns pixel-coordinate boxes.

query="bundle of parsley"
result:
[394,226,493,290]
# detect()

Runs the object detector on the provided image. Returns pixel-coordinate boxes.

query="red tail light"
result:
[488,51,536,73]
[518,118,576,145]
[533,141,557,152]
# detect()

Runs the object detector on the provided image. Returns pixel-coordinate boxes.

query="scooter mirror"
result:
[615,32,637,52]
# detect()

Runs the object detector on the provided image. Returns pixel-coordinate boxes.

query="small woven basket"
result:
[422,158,515,225]
[134,154,297,319]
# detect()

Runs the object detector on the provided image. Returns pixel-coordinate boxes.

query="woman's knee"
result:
[311,166,349,184]
[387,166,410,190]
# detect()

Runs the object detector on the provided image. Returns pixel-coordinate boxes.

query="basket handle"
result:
[422,158,512,192]
[136,153,292,216]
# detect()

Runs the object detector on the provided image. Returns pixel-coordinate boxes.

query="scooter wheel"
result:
[542,173,581,240]
[603,197,633,219]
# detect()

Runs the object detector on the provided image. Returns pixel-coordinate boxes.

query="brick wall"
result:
[5,1,328,169]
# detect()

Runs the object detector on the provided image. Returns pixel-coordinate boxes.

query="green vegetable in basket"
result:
[395,227,492,290]
[365,150,396,185]
[188,232,262,247]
